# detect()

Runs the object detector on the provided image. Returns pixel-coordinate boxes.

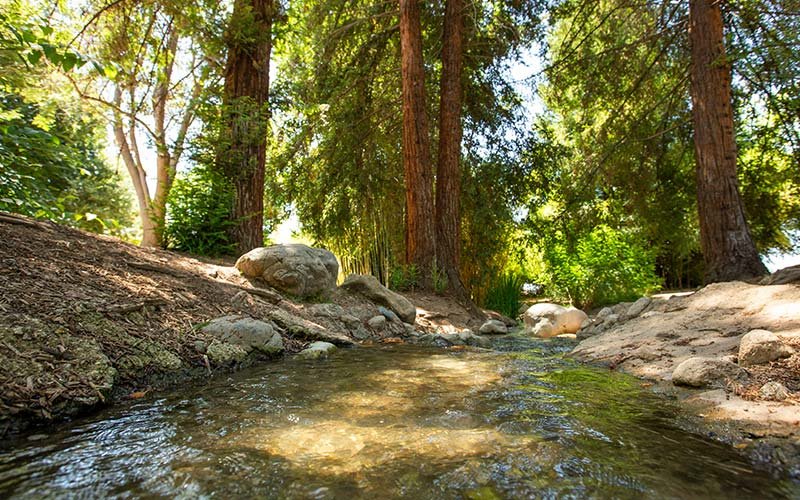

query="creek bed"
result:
[1,337,797,498]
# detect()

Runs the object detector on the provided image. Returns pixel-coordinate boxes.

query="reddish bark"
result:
[222,0,273,253]
[689,0,767,282]
[400,0,436,289]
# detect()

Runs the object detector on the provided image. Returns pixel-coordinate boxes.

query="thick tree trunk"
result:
[689,0,767,283]
[222,0,273,254]
[400,0,436,289]
[436,0,476,308]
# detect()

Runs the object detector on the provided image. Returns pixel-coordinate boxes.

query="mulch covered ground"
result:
[0,213,282,432]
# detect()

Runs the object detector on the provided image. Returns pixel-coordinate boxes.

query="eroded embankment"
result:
[570,279,800,472]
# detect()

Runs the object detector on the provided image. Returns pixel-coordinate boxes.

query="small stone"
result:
[194,340,207,354]
[368,315,387,331]
[739,329,794,367]
[672,357,749,388]
[206,340,249,365]
[625,297,652,319]
[759,381,790,401]
[596,307,614,319]
[605,314,620,324]
[479,319,508,335]
[378,306,400,323]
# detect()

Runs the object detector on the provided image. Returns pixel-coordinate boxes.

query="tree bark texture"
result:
[436,0,472,303]
[400,0,436,289]
[689,0,767,282]
[223,0,273,254]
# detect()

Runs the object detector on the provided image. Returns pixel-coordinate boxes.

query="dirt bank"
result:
[569,279,800,473]
[0,214,486,437]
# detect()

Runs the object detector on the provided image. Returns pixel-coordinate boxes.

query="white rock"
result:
[530,319,557,338]
[738,329,793,367]
[672,357,748,388]
[523,303,588,335]
[479,319,508,335]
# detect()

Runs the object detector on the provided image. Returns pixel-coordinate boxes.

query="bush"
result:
[164,166,237,256]
[484,272,525,318]
[389,264,419,291]
[541,225,661,308]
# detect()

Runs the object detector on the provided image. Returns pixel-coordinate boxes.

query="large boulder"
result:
[671,357,748,388]
[235,244,339,298]
[523,303,588,337]
[738,329,793,367]
[201,315,284,355]
[340,274,416,323]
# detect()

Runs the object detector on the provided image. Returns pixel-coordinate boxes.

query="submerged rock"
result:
[298,341,337,360]
[671,357,749,388]
[235,244,339,298]
[738,329,793,367]
[340,274,416,323]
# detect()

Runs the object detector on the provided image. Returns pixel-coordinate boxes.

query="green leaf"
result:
[61,52,79,72]
[27,50,43,65]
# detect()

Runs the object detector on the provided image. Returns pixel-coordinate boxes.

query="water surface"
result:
[1,337,797,498]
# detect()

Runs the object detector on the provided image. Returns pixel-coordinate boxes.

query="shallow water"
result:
[1,337,798,499]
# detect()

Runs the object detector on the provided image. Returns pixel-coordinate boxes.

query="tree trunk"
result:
[222,0,273,254]
[400,0,436,289]
[436,0,476,308]
[689,0,767,283]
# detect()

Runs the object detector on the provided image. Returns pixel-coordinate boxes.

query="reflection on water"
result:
[0,338,797,499]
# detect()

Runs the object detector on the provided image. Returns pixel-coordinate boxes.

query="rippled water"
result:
[1,337,798,499]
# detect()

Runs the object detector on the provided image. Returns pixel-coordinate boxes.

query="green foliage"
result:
[484,272,525,318]
[165,165,237,257]
[539,225,661,308]
[0,93,134,236]
[389,264,419,292]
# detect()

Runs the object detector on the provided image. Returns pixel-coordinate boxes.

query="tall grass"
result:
[484,272,525,318]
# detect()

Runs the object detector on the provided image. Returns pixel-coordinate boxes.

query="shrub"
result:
[164,166,237,256]
[389,264,419,291]
[541,225,661,308]
[484,272,525,318]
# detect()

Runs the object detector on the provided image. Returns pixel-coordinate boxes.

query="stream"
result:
[1,336,798,498]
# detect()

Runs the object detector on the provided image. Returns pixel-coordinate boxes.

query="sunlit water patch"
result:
[1,339,798,498]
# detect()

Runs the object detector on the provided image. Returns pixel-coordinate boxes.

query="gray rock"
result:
[202,315,284,355]
[739,329,794,367]
[306,303,346,318]
[368,315,387,331]
[378,306,400,323]
[479,319,508,335]
[605,313,620,325]
[672,357,749,388]
[235,244,339,298]
[194,340,207,354]
[596,307,614,319]
[625,297,652,319]
[403,323,418,337]
[298,341,337,360]
[759,381,790,401]
[267,309,356,346]
[340,274,416,323]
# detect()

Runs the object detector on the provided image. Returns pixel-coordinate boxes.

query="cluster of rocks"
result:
[576,297,653,340]
[198,243,519,365]
[672,329,794,400]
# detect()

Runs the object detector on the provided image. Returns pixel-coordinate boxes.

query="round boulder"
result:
[671,357,748,388]
[235,244,339,298]
[202,315,284,355]
[523,303,588,336]
[738,329,793,367]
[479,319,508,335]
